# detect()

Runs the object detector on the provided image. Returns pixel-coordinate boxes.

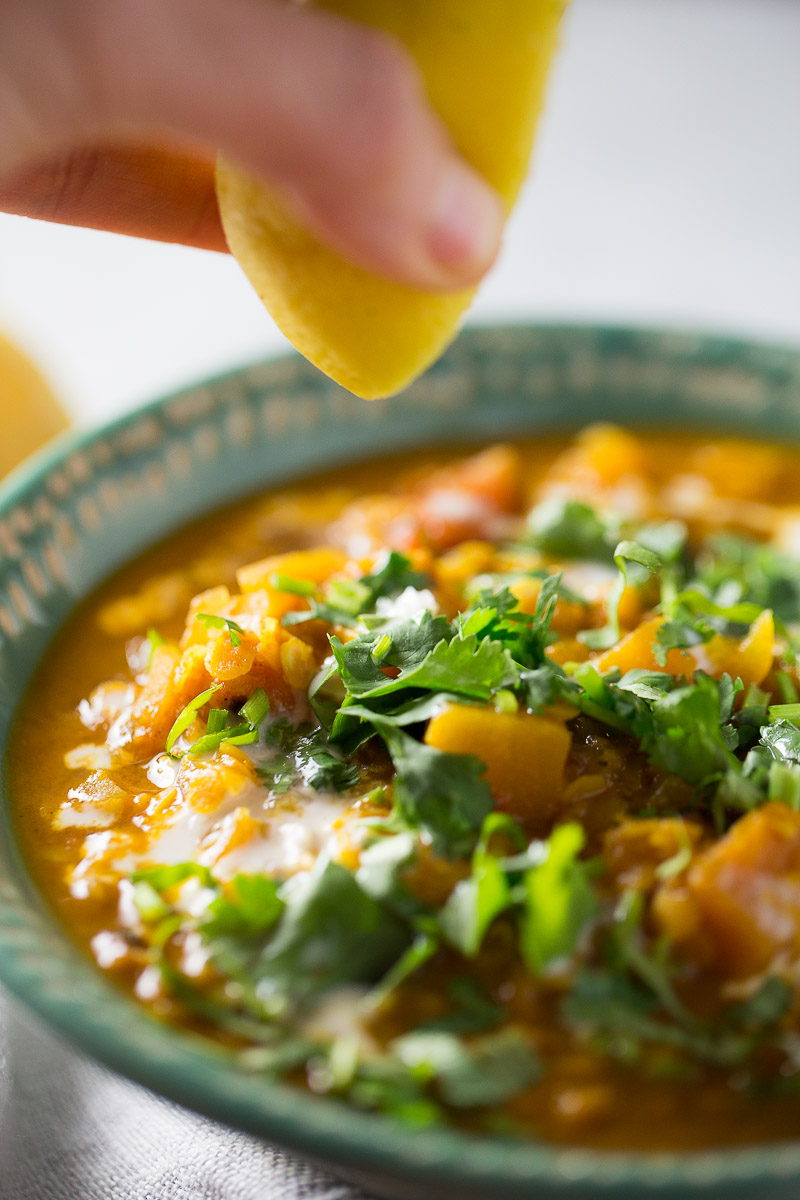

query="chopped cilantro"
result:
[526,498,617,561]
[369,719,492,857]
[283,551,431,628]
[580,540,661,651]
[249,859,412,1007]
[200,874,284,939]
[392,1027,542,1108]
[520,823,599,974]
[437,813,523,956]
[269,574,317,597]
[257,720,361,794]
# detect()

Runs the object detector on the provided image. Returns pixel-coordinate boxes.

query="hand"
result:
[0,0,504,289]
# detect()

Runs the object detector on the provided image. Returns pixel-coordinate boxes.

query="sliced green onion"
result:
[268,573,316,597]
[223,729,260,748]
[769,762,800,810]
[769,703,800,726]
[166,684,222,755]
[196,613,245,648]
[775,670,800,706]
[325,578,371,615]
[493,689,518,714]
[655,830,693,882]
[189,722,252,757]
[206,708,228,735]
[371,634,393,664]
[240,688,270,729]
[132,880,170,923]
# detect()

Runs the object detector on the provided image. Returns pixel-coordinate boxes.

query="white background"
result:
[0,0,797,426]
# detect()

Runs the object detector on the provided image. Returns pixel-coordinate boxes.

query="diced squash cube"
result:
[279,636,318,689]
[574,424,646,486]
[593,610,775,690]
[690,441,784,502]
[424,702,570,822]
[698,608,775,691]
[236,547,348,617]
[654,802,800,977]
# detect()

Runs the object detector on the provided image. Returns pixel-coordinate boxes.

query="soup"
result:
[11,425,800,1149]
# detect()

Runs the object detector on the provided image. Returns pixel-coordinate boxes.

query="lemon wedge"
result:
[0,332,68,477]
[217,0,567,399]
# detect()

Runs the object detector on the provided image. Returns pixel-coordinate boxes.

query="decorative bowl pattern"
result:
[3,324,800,1200]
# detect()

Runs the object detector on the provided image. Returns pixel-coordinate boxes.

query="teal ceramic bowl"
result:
[3,324,800,1199]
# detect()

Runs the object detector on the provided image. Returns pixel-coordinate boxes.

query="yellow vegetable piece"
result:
[424,701,571,822]
[0,332,68,477]
[593,609,775,691]
[236,547,348,618]
[217,1,567,398]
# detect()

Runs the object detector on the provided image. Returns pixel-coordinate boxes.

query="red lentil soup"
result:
[12,425,800,1150]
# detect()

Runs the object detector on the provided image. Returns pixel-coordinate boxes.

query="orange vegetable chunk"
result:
[655,802,800,978]
[236,548,349,617]
[593,609,775,690]
[424,702,570,821]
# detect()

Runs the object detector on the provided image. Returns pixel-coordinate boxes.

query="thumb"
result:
[87,0,504,289]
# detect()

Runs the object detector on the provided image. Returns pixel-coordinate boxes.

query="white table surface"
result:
[0,0,798,426]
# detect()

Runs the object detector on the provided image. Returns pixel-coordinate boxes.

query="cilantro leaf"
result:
[258,721,361,794]
[200,874,284,939]
[344,634,519,706]
[634,673,740,785]
[461,577,559,669]
[283,551,431,628]
[697,533,800,627]
[761,719,800,765]
[527,498,617,561]
[580,540,661,652]
[392,1027,542,1108]
[520,824,599,974]
[370,720,492,857]
[245,859,412,1007]
[437,813,523,956]
[653,618,712,666]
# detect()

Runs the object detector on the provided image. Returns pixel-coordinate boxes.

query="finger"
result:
[86,0,504,290]
[0,144,227,252]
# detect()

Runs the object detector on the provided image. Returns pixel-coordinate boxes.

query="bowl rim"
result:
[4,321,800,1194]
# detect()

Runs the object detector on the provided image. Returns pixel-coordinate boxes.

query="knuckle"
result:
[29,148,106,221]
[337,30,423,182]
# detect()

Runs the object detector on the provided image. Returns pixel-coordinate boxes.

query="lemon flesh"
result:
[0,333,68,477]
[217,0,567,399]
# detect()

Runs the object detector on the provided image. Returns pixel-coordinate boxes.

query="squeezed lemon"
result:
[217,1,568,399]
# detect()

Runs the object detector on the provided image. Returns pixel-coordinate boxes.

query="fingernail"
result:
[427,158,505,282]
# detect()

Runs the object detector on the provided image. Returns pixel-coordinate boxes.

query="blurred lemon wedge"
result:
[217,0,568,399]
[0,332,68,477]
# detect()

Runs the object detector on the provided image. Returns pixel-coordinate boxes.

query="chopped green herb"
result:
[580,540,661,651]
[520,824,599,974]
[240,688,271,729]
[392,1028,542,1108]
[268,574,317,597]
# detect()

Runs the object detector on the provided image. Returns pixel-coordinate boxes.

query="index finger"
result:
[0,143,228,252]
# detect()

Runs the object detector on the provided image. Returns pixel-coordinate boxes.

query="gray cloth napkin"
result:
[0,990,374,1200]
